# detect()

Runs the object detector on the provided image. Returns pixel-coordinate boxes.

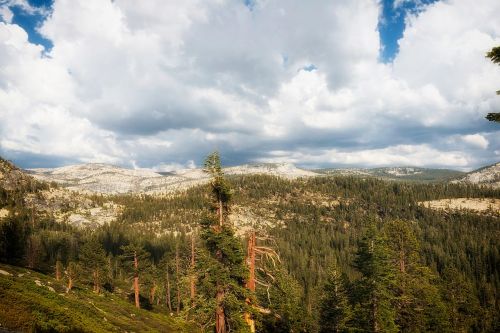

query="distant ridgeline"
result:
[0,156,499,332]
[25,161,500,195]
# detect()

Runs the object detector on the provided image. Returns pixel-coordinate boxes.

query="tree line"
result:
[1,154,499,332]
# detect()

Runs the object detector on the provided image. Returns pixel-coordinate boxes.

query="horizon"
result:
[0,0,499,171]
[13,158,498,173]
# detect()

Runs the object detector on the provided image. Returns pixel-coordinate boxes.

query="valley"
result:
[1,156,499,332]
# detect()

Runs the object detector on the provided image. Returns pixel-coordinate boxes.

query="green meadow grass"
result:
[0,264,194,333]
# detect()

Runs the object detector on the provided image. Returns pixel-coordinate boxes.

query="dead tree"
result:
[134,251,140,308]
[166,268,173,312]
[245,231,257,332]
[190,231,196,305]
[176,243,181,315]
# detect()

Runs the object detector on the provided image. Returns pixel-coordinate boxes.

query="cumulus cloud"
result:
[461,134,489,149]
[257,144,471,169]
[0,6,13,23]
[0,0,499,170]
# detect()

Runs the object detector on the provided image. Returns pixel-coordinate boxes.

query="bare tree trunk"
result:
[166,269,172,312]
[244,231,256,332]
[55,260,62,281]
[67,276,73,292]
[216,288,226,333]
[190,232,196,305]
[218,198,223,227]
[399,249,406,273]
[150,283,157,304]
[176,243,181,315]
[26,236,40,269]
[372,294,379,333]
[31,203,35,229]
[134,251,140,308]
[247,231,256,292]
[29,180,36,230]
[93,270,101,294]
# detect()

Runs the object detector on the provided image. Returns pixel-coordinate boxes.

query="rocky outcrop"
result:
[452,162,500,188]
[28,162,318,194]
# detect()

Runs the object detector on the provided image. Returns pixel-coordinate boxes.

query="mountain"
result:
[27,162,484,195]
[225,162,318,178]
[452,162,500,188]
[27,163,205,195]
[1,157,500,332]
[23,161,500,194]
[27,162,318,194]
[315,166,464,182]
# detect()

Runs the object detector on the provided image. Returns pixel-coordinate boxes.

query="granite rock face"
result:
[28,162,319,194]
[452,162,500,188]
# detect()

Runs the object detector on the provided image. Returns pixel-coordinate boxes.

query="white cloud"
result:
[151,160,197,172]
[0,0,499,169]
[461,134,489,149]
[2,0,48,16]
[0,6,13,23]
[258,144,470,169]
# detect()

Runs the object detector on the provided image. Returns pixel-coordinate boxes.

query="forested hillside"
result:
[1,156,499,332]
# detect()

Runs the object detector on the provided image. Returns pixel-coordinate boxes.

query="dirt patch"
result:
[419,198,500,214]
[0,208,9,219]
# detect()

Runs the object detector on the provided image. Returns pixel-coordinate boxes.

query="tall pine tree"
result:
[79,238,108,294]
[353,222,397,333]
[319,261,352,333]
[383,219,449,332]
[195,152,249,333]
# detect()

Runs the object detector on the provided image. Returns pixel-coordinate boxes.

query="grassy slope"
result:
[0,264,193,333]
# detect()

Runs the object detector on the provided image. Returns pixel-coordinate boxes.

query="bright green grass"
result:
[0,264,195,332]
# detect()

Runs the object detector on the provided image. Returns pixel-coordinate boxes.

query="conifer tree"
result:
[319,262,352,333]
[383,220,449,332]
[120,243,151,308]
[353,222,397,333]
[65,261,79,293]
[195,152,249,333]
[440,267,480,332]
[79,238,108,294]
[258,266,308,333]
[25,234,42,270]
[159,255,174,313]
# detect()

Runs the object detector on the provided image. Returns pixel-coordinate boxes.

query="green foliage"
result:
[319,263,352,333]
[120,243,152,272]
[194,224,249,331]
[383,220,449,332]
[0,210,30,264]
[204,151,232,219]
[79,238,109,292]
[0,263,193,332]
[193,152,249,332]
[1,154,499,332]
[487,46,500,64]
[352,223,398,332]
[486,45,500,121]
[441,267,481,332]
[486,113,500,122]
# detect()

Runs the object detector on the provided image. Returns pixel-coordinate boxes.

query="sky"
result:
[0,0,499,171]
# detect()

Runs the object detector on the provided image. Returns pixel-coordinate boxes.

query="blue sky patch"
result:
[302,64,317,72]
[8,0,53,51]
[379,0,439,62]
